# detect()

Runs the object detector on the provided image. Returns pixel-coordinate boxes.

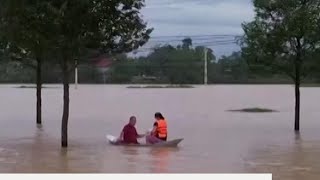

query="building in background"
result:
[92,55,114,83]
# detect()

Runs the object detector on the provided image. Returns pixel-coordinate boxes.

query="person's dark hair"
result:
[155,112,164,119]
[130,116,136,121]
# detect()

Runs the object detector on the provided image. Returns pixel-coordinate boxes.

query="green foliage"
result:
[45,0,153,63]
[217,52,249,82]
[108,38,290,84]
[109,39,215,84]
[240,0,320,80]
[0,0,57,63]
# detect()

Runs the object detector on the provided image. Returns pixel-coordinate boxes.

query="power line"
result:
[139,40,237,47]
[143,34,240,46]
[145,38,237,44]
[130,42,238,53]
[192,41,237,46]
[124,34,240,54]
[189,40,236,44]
[135,43,237,51]
[148,37,236,43]
[149,34,242,39]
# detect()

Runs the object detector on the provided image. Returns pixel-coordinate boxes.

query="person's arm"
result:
[118,130,124,141]
[151,122,158,135]
[137,133,145,138]
[135,128,145,138]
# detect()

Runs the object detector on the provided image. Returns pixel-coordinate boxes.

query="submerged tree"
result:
[240,0,320,131]
[48,0,152,147]
[0,1,56,125]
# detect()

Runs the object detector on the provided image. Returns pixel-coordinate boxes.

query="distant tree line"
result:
[1,37,320,85]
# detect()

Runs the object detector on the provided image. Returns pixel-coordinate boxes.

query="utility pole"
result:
[75,59,78,89]
[204,47,208,85]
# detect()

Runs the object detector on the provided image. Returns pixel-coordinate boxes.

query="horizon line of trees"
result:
[2,37,320,85]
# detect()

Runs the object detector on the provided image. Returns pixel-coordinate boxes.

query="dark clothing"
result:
[122,124,139,144]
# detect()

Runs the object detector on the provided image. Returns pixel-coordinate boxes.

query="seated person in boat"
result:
[118,116,145,144]
[146,112,168,144]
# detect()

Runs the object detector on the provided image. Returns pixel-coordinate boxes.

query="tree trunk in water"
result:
[294,77,300,132]
[61,59,70,147]
[294,42,301,132]
[36,57,42,125]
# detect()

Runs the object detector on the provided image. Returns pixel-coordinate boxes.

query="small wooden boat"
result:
[106,135,183,147]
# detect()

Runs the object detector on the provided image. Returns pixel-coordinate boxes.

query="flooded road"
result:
[0,84,320,179]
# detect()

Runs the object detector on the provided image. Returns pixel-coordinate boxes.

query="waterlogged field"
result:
[0,84,320,179]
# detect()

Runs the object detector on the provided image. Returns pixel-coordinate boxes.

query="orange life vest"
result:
[156,119,167,138]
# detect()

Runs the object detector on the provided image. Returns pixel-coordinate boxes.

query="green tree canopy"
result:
[240,0,320,131]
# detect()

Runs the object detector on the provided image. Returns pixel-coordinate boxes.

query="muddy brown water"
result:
[0,84,320,179]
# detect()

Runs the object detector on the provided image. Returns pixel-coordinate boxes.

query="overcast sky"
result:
[132,0,255,58]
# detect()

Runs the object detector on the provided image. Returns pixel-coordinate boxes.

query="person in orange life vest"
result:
[118,116,145,144]
[146,112,168,144]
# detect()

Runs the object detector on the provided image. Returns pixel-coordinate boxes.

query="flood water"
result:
[0,84,320,179]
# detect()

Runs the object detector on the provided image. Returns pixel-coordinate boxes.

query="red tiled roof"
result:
[92,56,113,68]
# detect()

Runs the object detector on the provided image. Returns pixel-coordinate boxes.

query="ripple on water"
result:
[245,161,285,167]
[290,166,312,172]
[0,147,20,164]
